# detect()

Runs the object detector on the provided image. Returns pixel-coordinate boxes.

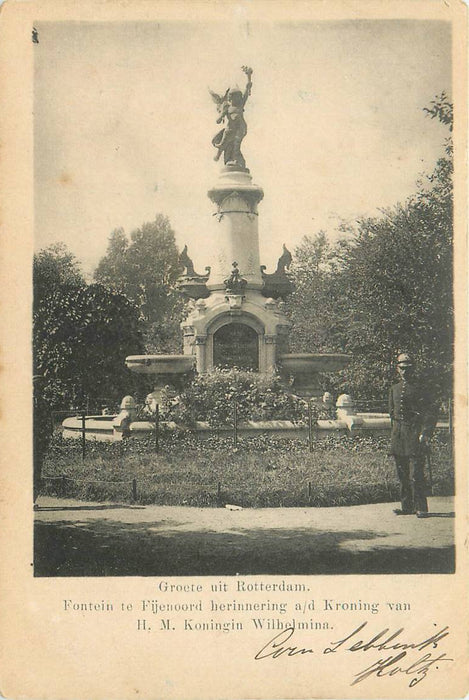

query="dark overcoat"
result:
[388,380,437,457]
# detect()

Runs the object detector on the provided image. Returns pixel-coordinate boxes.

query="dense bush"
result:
[163,368,307,426]
[34,244,145,409]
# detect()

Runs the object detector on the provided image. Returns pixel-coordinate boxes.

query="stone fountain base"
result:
[279,353,351,399]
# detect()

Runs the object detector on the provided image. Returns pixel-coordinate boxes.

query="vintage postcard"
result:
[0,0,467,698]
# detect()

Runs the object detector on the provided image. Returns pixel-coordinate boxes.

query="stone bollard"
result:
[336,394,364,432]
[112,395,137,440]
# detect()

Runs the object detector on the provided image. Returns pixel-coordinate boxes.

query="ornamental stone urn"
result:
[279,353,351,399]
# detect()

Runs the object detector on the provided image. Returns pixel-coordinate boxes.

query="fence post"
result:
[81,411,86,460]
[217,481,221,505]
[132,478,137,501]
[308,401,314,453]
[61,474,66,496]
[154,404,159,453]
[308,481,312,502]
[233,399,238,450]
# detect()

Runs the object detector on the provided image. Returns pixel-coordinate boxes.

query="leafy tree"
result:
[285,231,351,354]
[94,215,186,353]
[339,97,453,399]
[286,95,453,402]
[34,245,146,410]
[423,91,453,131]
[33,242,85,306]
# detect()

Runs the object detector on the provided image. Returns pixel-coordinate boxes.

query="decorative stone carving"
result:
[264,335,277,344]
[246,252,256,273]
[112,395,137,438]
[176,244,210,299]
[221,192,249,212]
[336,394,355,415]
[195,299,207,315]
[210,187,263,212]
[264,298,277,312]
[194,335,207,345]
[225,294,244,309]
[336,394,364,431]
[261,244,294,299]
[211,190,262,220]
[224,262,247,294]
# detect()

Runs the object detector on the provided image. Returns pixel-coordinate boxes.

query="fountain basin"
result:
[279,353,351,374]
[279,353,351,398]
[125,355,196,375]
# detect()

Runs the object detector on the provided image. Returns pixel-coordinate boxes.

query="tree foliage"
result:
[285,231,351,354]
[94,215,186,353]
[33,242,85,305]
[423,92,453,131]
[286,96,453,401]
[34,245,145,409]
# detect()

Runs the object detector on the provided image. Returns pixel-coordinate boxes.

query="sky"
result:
[34,19,451,278]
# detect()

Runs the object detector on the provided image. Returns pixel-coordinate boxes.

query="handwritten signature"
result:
[254,622,453,687]
[255,627,314,660]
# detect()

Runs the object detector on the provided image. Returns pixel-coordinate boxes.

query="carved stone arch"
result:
[206,312,265,372]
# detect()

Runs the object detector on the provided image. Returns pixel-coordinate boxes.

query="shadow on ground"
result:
[34,517,455,577]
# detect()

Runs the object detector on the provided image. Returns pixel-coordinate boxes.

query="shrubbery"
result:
[165,368,307,426]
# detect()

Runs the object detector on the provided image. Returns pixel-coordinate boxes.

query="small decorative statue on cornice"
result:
[209,66,253,170]
[260,244,294,300]
[224,261,247,294]
[275,244,293,273]
[179,244,197,276]
[177,244,210,300]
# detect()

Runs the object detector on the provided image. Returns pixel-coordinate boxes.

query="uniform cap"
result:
[397,353,413,367]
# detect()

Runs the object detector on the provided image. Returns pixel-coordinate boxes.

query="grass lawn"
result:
[41,431,454,508]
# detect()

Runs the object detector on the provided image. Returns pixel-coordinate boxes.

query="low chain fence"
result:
[40,395,455,505]
[40,473,408,508]
[52,397,452,460]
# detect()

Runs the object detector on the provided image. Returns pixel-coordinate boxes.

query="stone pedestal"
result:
[180,167,291,374]
[206,169,264,290]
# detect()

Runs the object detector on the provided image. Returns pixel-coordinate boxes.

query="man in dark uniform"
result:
[388,353,437,518]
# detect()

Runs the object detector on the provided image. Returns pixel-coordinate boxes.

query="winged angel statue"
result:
[209,66,253,169]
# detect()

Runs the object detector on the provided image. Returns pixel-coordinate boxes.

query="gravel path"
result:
[34,496,455,576]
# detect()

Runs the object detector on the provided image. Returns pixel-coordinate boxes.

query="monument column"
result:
[207,169,264,290]
[178,66,293,375]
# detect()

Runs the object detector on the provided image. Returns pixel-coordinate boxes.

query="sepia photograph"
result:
[1,2,467,699]
[31,16,456,578]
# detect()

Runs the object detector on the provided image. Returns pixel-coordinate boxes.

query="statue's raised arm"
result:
[241,65,253,106]
[209,66,254,170]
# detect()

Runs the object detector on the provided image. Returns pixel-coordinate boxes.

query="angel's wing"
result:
[208,87,229,105]
[208,88,223,105]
